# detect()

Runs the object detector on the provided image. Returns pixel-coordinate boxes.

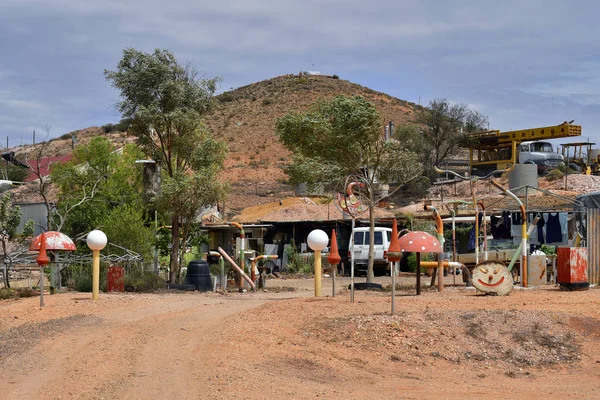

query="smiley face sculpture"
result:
[472,261,514,296]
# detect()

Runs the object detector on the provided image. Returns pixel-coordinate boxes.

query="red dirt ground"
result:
[1,276,599,399]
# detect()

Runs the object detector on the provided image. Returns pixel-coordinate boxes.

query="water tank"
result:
[185,260,213,291]
[589,149,600,162]
[509,164,538,189]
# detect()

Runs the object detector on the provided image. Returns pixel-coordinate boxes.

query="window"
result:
[374,231,383,245]
[520,144,530,152]
[386,231,392,242]
[354,232,364,245]
[531,142,553,153]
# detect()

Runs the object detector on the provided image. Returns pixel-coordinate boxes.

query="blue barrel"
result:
[185,260,212,291]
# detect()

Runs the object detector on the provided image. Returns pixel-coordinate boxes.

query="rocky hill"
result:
[9,75,423,216]
[206,74,422,214]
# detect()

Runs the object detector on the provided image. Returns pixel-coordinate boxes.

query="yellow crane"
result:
[465,121,582,176]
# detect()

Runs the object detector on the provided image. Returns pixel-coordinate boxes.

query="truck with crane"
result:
[465,121,582,176]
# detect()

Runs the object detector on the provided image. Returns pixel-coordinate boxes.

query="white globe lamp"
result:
[87,230,108,251]
[307,229,328,251]
[307,229,329,297]
[87,230,107,300]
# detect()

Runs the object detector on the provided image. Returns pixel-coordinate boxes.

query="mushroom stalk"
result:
[424,205,444,292]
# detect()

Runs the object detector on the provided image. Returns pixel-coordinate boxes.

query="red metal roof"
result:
[25,154,73,182]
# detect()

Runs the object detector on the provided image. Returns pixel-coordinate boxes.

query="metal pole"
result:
[92,249,100,300]
[416,253,421,295]
[452,210,456,287]
[350,218,355,303]
[332,263,336,297]
[565,151,569,191]
[39,267,45,307]
[220,256,225,291]
[390,261,395,315]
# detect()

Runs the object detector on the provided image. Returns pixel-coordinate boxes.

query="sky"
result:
[1,0,600,148]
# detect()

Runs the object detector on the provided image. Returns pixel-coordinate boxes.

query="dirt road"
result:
[1,277,599,399]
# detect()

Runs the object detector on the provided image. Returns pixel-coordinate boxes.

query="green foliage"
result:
[545,168,564,181]
[0,288,12,300]
[124,271,165,292]
[63,263,108,292]
[102,118,132,133]
[105,48,228,283]
[414,99,487,177]
[407,252,432,272]
[0,193,34,286]
[100,204,154,261]
[218,92,236,102]
[0,287,36,300]
[5,164,29,182]
[284,240,314,274]
[332,74,339,79]
[540,244,557,255]
[277,95,422,191]
[262,98,274,106]
[277,95,423,282]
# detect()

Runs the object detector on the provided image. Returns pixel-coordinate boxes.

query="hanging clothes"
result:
[512,212,522,225]
[536,214,545,244]
[511,212,523,242]
[468,212,483,252]
[527,213,538,244]
[491,215,511,239]
[546,213,562,243]
[502,211,511,231]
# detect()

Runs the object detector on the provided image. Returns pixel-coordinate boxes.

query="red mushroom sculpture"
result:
[30,231,77,296]
[398,231,441,295]
[328,229,342,297]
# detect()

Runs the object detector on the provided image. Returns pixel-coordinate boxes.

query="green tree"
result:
[0,194,34,288]
[413,98,488,177]
[51,136,116,232]
[101,204,154,261]
[277,95,422,281]
[105,48,227,282]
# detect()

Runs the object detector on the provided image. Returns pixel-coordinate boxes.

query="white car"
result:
[349,227,393,275]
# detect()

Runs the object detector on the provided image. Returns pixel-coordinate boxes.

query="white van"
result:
[349,227,393,275]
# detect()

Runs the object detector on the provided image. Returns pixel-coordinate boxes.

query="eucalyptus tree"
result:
[277,95,422,281]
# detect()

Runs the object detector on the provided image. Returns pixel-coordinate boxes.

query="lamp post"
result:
[307,229,328,297]
[87,230,107,301]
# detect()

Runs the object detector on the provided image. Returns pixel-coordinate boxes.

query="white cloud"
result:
[1,0,600,144]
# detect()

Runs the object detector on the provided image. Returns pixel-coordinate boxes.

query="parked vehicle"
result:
[348,227,392,275]
[517,141,565,174]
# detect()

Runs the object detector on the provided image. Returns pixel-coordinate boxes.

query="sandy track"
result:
[1,279,599,400]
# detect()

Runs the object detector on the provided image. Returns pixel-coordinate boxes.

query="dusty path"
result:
[0,293,280,399]
[1,278,599,399]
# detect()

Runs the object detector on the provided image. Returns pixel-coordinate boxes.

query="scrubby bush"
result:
[124,271,165,292]
[546,168,564,181]
[218,92,236,103]
[262,98,274,106]
[5,164,29,182]
[332,74,339,79]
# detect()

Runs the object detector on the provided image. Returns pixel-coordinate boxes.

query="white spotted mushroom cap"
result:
[397,231,441,253]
